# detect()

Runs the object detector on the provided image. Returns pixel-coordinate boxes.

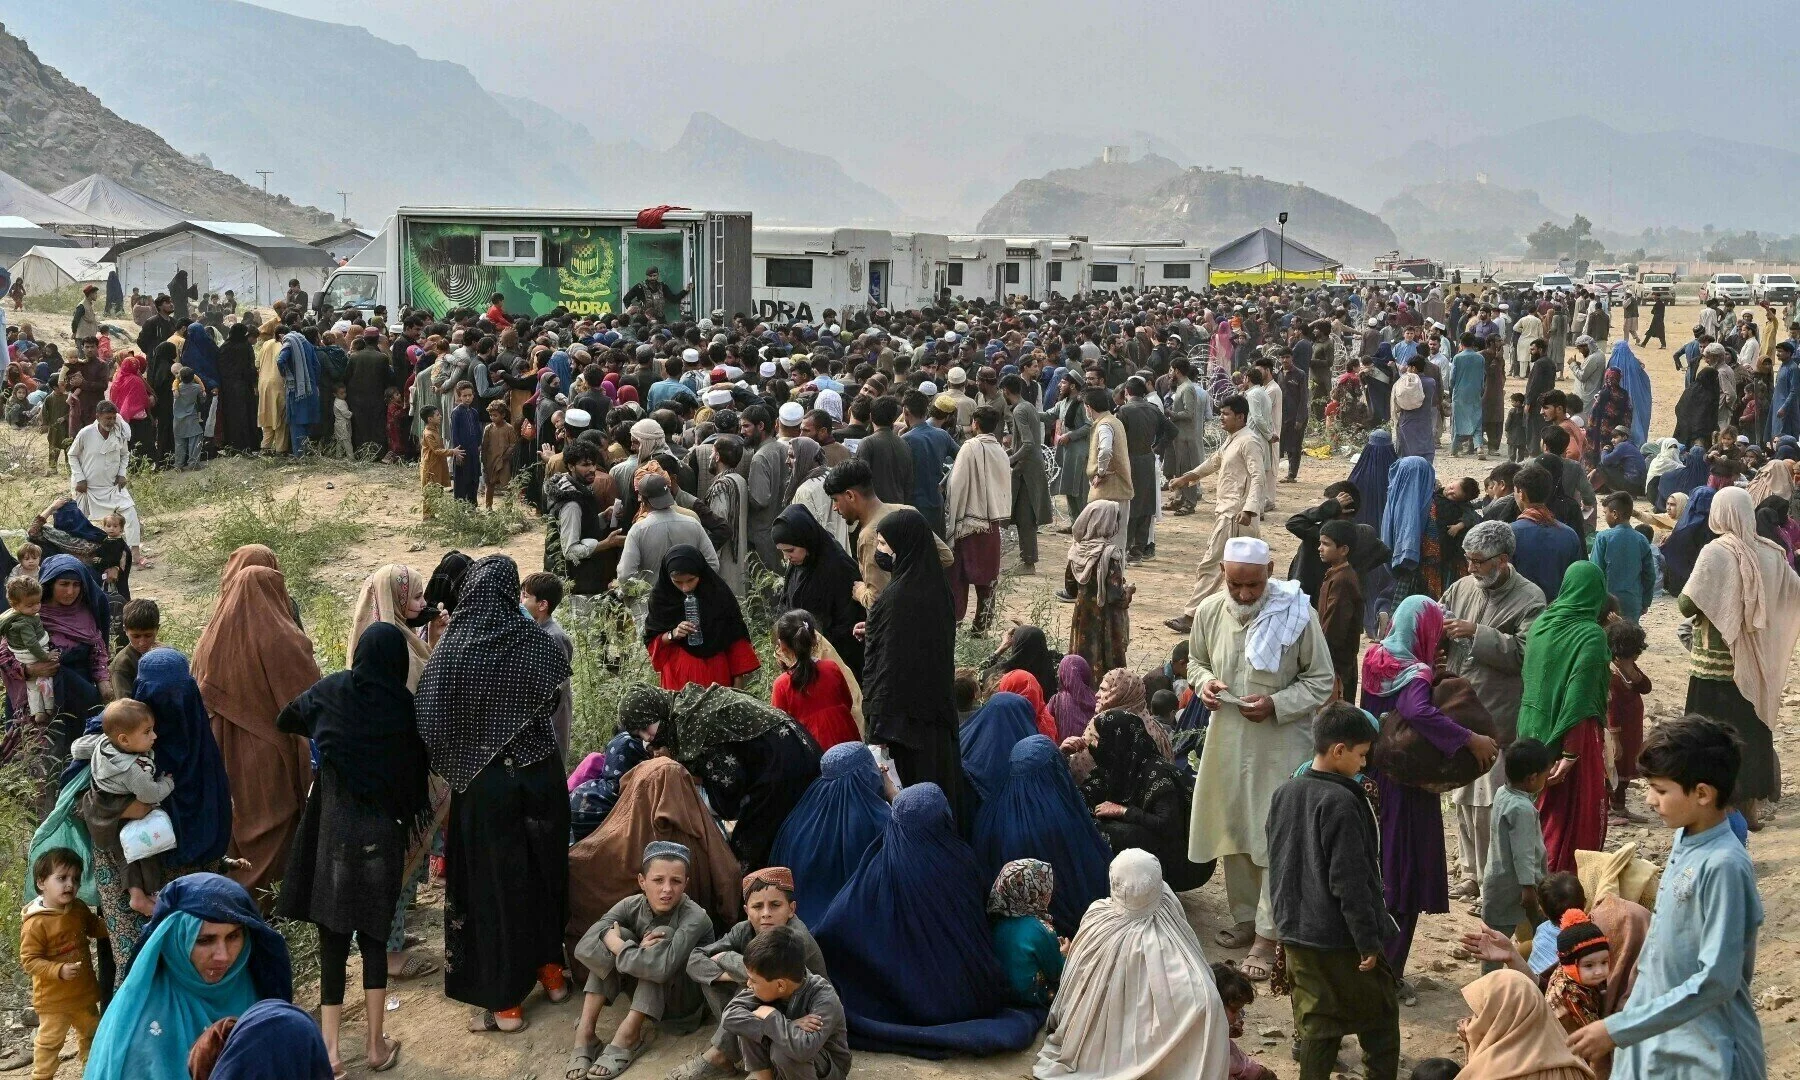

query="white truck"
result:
[1702,273,1752,303]
[1753,273,1798,305]
[317,206,752,320]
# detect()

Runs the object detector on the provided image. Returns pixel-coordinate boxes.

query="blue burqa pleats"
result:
[1380,456,1438,571]
[972,735,1112,937]
[1657,447,1708,509]
[814,783,1045,1058]
[1607,340,1653,446]
[769,742,893,925]
[1349,430,1397,531]
[208,1000,333,1080]
[958,692,1038,804]
[135,648,234,867]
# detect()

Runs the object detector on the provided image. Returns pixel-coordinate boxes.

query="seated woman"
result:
[958,691,1039,805]
[988,859,1064,1008]
[85,874,293,1080]
[1047,654,1097,743]
[813,783,1046,1058]
[0,554,111,760]
[567,756,743,955]
[1032,849,1230,1079]
[642,546,760,691]
[973,735,1112,937]
[188,999,334,1080]
[1455,969,1596,1080]
[995,670,1057,741]
[772,504,866,676]
[771,610,861,751]
[628,684,823,872]
[1079,712,1214,893]
[985,625,1061,702]
[769,742,893,924]
[568,712,658,845]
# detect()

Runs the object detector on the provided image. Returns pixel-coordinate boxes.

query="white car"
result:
[1703,273,1752,302]
[1534,273,1576,296]
[1587,269,1625,300]
[1753,273,1798,304]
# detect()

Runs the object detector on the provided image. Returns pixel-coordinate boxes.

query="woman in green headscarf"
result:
[1516,561,1611,873]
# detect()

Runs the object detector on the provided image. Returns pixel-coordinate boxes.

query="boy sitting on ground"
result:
[720,925,850,1080]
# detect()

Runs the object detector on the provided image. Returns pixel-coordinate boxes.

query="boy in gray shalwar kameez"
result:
[721,925,850,1080]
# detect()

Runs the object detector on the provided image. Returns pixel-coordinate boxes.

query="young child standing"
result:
[1504,392,1529,462]
[1315,518,1363,700]
[520,571,574,759]
[0,577,58,719]
[416,404,460,518]
[719,925,850,1080]
[170,365,209,469]
[1212,962,1277,1080]
[674,868,829,1080]
[1567,715,1763,1075]
[1266,703,1400,1080]
[72,699,174,916]
[1479,739,1553,964]
[480,398,519,509]
[331,384,354,459]
[384,386,409,463]
[110,599,160,700]
[1606,619,1652,826]
[41,372,69,475]
[20,848,106,1080]
[449,381,483,504]
[1590,492,1657,622]
[769,612,859,752]
[571,841,717,1080]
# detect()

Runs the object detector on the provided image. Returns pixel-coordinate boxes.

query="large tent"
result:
[49,174,188,231]
[0,216,79,263]
[8,246,112,293]
[0,169,106,229]
[1208,226,1339,284]
[103,220,334,306]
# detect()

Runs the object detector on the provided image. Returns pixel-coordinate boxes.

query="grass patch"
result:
[170,490,366,602]
[0,761,40,1011]
[417,484,532,548]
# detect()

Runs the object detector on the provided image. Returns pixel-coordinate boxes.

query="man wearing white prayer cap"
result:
[1187,532,1334,979]
[777,400,805,437]
[563,407,591,431]
[1165,393,1271,634]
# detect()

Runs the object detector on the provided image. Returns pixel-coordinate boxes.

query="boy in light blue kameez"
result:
[1567,715,1763,1079]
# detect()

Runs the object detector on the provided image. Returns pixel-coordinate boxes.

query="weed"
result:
[417,485,531,548]
[0,761,38,1008]
[171,490,365,602]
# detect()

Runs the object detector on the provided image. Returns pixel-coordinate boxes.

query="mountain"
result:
[1378,179,1565,261]
[1368,116,1800,234]
[7,0,904,226]
[978,159,1397,265]
[0,22,335,237]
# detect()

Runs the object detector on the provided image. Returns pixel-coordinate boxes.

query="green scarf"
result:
[1516,561,1611,750]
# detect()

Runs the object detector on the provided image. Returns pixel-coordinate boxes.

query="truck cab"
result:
[1635,271,1675,303]
[1753,273,1797,304]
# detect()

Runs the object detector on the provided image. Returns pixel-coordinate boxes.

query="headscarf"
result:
[415,555,571,792]
[1065,500,1124,587]
[423,549,470,615]
[1081,710,1183,811]
[39,552,109,645]
[862,509,959,741]
[974,735,1112,936]
[996,670,1057,741]
[1381,456,1437,569]
[988,625,1061,702]
[1589,893,1652,1015]
[959,692,1039,803]
[278,623,431,835]
[1747,457,1795,506]
[1348,429,1397,529]
[1656,446,1708,508]
[1457,969,1595,1080]
[567,756,743,936]
[1588,368,1631,441]
[345,563,431,689]
[771,503,866,671]
[1517,561,1611,748]
[1660,485,1717,593]
[135,649,232,867]
[1605,340,1652,445]
[817,388,844,422]
[769,742,892,922]
[785,435,825,504]
[629,416,666,456]
[87,874,293,1080]
[1360,595,1443,698]
[1684,485,1800,726]
[208,545,284,629]
[1047,654,1097,741]
[190,565,320,734]
[1779,435,1800,461]
[1755,495,1792,552]
[642,545,751,658]
[1643,438,1682,487]
[106,353,150,419]
[205,1000,333,1080]
[1094,668,1147,716]
[1673,366,1720,447]
[181,321,222,388]
[986,858,1055,926]
[624,682,787,766]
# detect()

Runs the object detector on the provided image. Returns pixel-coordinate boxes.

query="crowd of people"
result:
[0,268,1794,1080]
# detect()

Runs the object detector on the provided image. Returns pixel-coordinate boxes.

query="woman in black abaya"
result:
[215,322,262,454]
[772,503,866,675]
[861,508,974,830]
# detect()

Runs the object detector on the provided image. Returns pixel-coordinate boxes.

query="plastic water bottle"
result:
[683,594,703,646]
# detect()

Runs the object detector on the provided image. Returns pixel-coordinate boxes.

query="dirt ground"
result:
[7,299,1800,1079]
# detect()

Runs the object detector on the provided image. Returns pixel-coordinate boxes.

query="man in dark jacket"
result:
[854,395,912,506]
[1115,377,1162,560]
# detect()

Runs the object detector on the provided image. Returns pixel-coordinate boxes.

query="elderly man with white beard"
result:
[1438,519,1546,899]
[1188,536,1335,980]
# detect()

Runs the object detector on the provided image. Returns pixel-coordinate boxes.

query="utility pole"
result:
[336,191,350,222]
[255,170,272,199]
[1278,211,1289,286]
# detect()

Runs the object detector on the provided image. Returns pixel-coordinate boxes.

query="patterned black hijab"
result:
[1081,709,1183,810]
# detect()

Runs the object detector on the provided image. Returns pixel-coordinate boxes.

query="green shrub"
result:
[417,484,530,548]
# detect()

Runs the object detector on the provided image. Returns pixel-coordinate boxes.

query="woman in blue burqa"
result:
[769,741,894,925]
[972,734,1111,937]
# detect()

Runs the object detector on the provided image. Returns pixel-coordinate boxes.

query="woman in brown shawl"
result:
[191,563,321,898]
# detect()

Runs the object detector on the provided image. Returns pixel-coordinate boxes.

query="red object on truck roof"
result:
[636,205,691,229]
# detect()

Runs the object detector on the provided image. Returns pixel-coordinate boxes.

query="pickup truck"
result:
[1587,268,1625,302]
[1753,273,1798,304]
[1534,273,1576,296]
[1636,272,1675,303]
[1702,273,1752,302]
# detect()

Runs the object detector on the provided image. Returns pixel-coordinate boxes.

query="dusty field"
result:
[5,299,1800,1079]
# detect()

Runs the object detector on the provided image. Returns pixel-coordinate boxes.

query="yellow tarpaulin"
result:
[1208,268,1336,286]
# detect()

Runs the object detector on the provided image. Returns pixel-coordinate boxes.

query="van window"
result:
[1092,264,1119,283]
[1048,262,1062,282]
[322,273,378,310]
[947,263,964,287]
[1003,262,1021,284]
[480,233,542,266]
[1163,263,1191,279]
[765,258,814,289]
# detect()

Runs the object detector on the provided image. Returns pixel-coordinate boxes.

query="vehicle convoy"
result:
[317,206,752,320]
[1635,271,1675,303]
[1702,273,1752,302]
[1753,273,1798,304]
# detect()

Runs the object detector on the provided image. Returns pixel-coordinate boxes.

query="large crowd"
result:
[0,269,1793,1080]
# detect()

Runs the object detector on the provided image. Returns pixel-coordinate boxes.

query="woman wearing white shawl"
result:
[1680,486,1800,822]
[947,412,1014,627]
[346,563,435,689]
[1642,438,1682,491]
[1034,849,1229,1080]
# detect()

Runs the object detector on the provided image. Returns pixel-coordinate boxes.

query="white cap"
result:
[1223,536,1271,564]
[759,361,778,378]
[947,366,968,385]
[919,381,938,395]
[563,408,591,429]
[777,401,805,426]
[704,388,733,407]
[942,331,959,344]
[682,347,701,364]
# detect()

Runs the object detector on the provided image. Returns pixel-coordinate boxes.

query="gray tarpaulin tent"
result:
[0,169,107,228]
[1208,227,1339,274]
[0,217,78,263]
[50,174,188,231]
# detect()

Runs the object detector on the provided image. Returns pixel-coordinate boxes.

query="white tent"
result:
[8,246,112,292]
[0,169,106,228]
[49,174,187,231]
[102,221,333,306]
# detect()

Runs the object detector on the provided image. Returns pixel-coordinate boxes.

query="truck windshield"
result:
[1717,275,1746,284]
[322,273,379,310]
[1768,276,1795,284]
[1543,276,1571,286]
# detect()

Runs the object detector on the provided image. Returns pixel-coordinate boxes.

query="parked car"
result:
[1534,273,1577,296]
[1636,271,1676,303]
[1753,273,1798,304]
[1703,273,1752,302]
[1587,268,1625,302]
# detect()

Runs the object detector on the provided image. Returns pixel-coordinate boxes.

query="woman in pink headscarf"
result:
[1047,654,1096,741]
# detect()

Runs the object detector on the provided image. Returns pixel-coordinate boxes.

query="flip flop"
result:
[388,953,439,980]
[369,1035,401,1073]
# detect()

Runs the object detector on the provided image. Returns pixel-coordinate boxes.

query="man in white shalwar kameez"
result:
[1187,537,1335,980]
[68,400,143,555]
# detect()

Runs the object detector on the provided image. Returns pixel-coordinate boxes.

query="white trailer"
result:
[1085,245,1137,295]
[1134,245,1210,290]
[884,231,949,310]
[752,227,895,324]
[947,236,1007,302]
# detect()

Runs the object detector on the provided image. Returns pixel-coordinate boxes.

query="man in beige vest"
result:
[1082,387,1133,548]
[1164,394,1268,633]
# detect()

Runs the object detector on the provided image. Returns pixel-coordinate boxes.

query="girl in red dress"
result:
[770,610,860,750]
[643,545,760,690]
